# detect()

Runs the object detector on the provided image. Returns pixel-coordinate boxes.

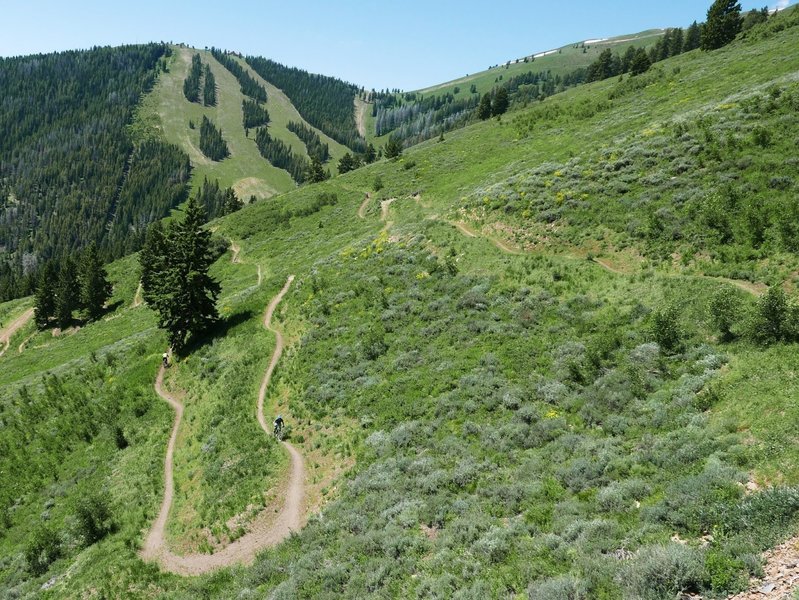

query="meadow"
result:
[2,8,799,598]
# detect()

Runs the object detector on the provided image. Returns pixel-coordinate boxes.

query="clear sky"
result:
[0,0,793,90]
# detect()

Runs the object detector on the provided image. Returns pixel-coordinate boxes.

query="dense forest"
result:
[242,98,270,129]
[254,127,309,184]
[245,56,365,152]
[287,120,329,163]
[199,115,229,161]
[209,48,268,103]
[0,44,190,301]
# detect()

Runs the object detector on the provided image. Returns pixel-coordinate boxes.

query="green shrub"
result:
[75,493,114,546]
[705,549,748,593]
[709,288,743,341]
[621,543,705,600]
[25,526,62,575]
[527,574,588,599]
[651,304,683,353]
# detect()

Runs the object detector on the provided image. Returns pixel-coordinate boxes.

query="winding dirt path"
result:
[0,308,34,358]
[357,193,371,219]
[141,275,304,576]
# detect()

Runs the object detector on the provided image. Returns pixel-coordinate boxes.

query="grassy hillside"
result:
[360,29,665,146]
[3,8,799,599]
[418,29,665,96]
[134,46,350,201]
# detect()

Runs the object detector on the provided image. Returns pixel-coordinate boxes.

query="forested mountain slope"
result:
[2,6,799,600]
[0,44,189,301]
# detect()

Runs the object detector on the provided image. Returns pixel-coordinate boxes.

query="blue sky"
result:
[0,1,793,90]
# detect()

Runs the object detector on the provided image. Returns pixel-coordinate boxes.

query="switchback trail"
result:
[141,275,304,576]
[449,220,763,297]
[0,308,34,358]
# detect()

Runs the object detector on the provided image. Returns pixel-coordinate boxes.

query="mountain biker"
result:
[273,415,284,435]
[162,352,169,367]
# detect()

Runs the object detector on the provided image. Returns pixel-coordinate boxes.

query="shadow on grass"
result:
[179,309,256,356]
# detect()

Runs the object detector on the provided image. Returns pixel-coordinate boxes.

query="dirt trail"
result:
[0,308,34,358]
[453,221,477,238]
[451,222,764,296]
[18,332,36,354]
[593,257,628,275]
[357,193,372,219]
[141,276,304,576]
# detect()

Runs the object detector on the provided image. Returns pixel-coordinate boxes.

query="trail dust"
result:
[380,198,395,222]
[230,241,242,264]
[0,308,34,358]
[357,193,372,219]
[354,97,368,138]
[132,282,143,308]
[141,275,305,576]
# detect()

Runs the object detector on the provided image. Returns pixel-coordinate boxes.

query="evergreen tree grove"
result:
[79,244,112,321]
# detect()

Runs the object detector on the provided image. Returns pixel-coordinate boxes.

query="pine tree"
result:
[621,46,637,73]
[477,93,493,120]
[630,49,652,76]
[140,197,220,353]
[685,21,702,51]
[492,87,509,116]
[139,221,169,307]
[222,188,243,214]
[384,136,403,159]
[670,27,685,56]
[702,0,742,51]
[34,262,57,329]
[308,156,330,183]
[364,143,377,164]
[54,258,79,329]
[338,152,356,174]
[79,244,112,321]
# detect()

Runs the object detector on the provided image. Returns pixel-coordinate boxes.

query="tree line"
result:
[194,177,244,219]
[254,127,311,184]
[33,244,112,330]
[287,120,329,163]
[245,55,366,152]
[199,115,229,161]
[183,53,202,102]
[243,98,270,130]
[209,48,268,103]
[0,44,192,302]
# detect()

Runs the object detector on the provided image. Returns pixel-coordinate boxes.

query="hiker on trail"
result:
[273,415,284,435]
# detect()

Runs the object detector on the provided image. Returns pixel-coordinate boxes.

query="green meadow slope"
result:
[361,28,666,146]
[3,9,799,599]
[135,46,350,201]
